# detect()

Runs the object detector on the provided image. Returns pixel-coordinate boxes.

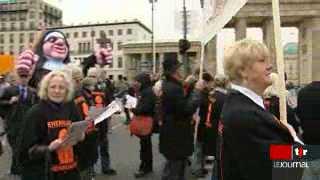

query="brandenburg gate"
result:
[123,0,320,85]
[227,0,320,85]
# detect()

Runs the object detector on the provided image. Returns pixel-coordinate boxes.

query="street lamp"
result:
[149,0,157,74]
[181,0,190,76]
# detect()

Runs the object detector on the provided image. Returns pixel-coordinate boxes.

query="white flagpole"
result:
[194,5,206,146]
[272,0,287,123]
[216,31,224,75]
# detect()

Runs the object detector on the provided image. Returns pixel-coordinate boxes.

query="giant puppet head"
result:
[15,30,71,88]
[16,30,70,77]
[35,30,70,69]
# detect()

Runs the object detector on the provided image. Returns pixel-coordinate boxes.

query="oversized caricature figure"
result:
[16,30,112,88]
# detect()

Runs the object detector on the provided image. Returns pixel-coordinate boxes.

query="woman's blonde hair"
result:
[224,39,270,84]
[38,70,74,102]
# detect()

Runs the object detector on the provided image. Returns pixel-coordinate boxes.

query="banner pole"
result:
[272,0,287,123]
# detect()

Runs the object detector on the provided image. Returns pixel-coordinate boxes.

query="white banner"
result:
[94,100,122,125]
[200,0,248,44]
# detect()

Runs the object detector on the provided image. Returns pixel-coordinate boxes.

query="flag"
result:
[0,55,14,75]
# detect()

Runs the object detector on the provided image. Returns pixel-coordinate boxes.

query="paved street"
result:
[0,113,212,180]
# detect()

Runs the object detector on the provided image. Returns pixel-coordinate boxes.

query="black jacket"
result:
[264,95,300,133]
[159,77,202,160]
[296,81,320,144]
[0,85,38,146]
[132,73,156,117]
[18,100,81,179]
[220,90,294,180]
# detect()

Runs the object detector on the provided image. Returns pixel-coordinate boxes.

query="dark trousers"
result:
[124,108,131,124]
[22,170,80,180]
[10,152,22,175]
[161,159,187,180]
[51,170,81,180]
[9,138,22,175]
[139,135,153,170]
[99,133,111,171]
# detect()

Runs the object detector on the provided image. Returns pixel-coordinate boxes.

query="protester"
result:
[18,70,84,180]
[74,77,99,180]
[69,65,84,90]
[0,74,10,143]
[87,67,117,176]
[155,55,206,180]
[115,75,129,94]
[297,75,320,179]
[0,73,38,177]
[221,39,302,180]
[296,80,320,145]
[0,75,9,98]
[131,72,156,178]
[191,72,213,178]
[202,74,229,180]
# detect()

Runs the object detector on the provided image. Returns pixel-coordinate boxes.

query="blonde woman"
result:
[220,39,302,180]
[18,70,83,180]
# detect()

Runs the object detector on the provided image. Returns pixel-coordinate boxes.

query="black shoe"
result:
[102,169,117,176]
[134,169,152,178]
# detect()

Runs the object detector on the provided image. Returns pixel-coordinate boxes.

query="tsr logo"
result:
[294,146,307,158]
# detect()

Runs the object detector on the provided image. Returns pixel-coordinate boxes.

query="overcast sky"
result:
[45,0,194,39]
[45,0,298,46]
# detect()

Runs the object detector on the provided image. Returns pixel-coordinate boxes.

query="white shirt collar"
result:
[231,84,265,109]
[43,58,65,71]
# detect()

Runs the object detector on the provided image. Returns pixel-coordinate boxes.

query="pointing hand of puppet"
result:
[95,46,113,66]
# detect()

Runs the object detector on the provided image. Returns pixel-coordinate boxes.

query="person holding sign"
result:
[18,71,83,180]
[220,39,302,180]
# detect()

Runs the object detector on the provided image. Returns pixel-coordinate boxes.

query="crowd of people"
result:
[0,30,319,180]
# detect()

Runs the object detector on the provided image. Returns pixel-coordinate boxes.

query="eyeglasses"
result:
[44,36,66,44]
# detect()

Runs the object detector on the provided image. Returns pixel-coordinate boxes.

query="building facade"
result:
[283,42,298,85]
[0,0,62,55]
[0,0,152,80]
[50,21,152,80]
[122,40,202,80]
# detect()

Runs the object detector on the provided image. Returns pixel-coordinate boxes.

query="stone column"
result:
[140,53,148,72]
[205,37,217,75]
[178,53,182,63]
[235,18,247,41]
[263,18,276,71]
[123,54,129,79]
[159,53,164,73]
[298,18,320,84]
